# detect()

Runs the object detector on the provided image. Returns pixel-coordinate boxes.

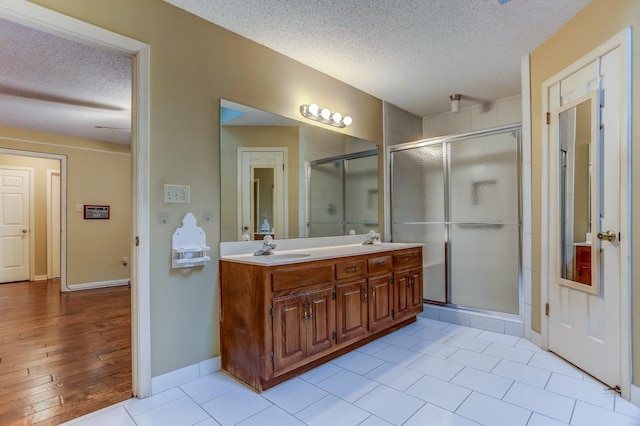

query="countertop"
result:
[219,242,423,266]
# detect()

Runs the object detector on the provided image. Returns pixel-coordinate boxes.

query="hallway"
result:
[0,279,132,425]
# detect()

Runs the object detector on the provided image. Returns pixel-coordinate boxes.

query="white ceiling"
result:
[165,0,591,117]
[0,17,132,145]
[0,1,590,145]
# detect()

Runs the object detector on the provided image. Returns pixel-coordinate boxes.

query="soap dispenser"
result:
[261,218,270,232]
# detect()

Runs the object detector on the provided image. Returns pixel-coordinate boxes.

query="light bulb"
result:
[320,108,331,120]
[342,115,353,126]
[307,103,319,115]
[332,112,342,123]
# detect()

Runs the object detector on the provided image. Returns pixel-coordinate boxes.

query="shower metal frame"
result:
[307,149,379,235]
[389,124,523,319]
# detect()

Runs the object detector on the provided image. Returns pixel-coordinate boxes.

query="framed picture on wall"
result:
[84,205,110,219]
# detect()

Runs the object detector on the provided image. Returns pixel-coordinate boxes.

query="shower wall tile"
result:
[422,115,447,138]
[422,94,522,140]
[439,309,471,327]
[470,103,498,130]
[498,95,523,126]
[446,109,472,134]
[469,315,505,334]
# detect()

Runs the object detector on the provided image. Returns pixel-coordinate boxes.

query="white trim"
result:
[151,356,221,395]
[540,28,631,397]
[236,147,289,240]
[46,168,61,279]
[382,101,391,242]
[33,275,48,281]
[0,149,66,287]
[0,1,151,398]
[67,279,130,291]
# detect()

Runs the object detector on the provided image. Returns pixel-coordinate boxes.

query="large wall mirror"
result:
[220,99,379,242]
[555,92,599,294]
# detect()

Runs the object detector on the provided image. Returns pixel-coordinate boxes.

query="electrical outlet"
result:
[164,184,190,204]
[122,256,128,266]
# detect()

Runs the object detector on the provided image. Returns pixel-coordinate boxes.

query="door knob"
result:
[597,230,616,242]
[22,229,28,234]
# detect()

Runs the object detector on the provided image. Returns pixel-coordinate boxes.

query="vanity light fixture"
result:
[450,94,461,113]
[300,103,352,128]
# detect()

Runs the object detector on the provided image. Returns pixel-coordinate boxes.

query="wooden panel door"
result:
[306,287,335,356]
[336,280,368,344]
[368,274,394,332]
[407,269,423,315]
[272,294,305,374]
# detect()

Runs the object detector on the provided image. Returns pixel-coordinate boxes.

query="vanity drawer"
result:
[367,255,392,274]
[393,250,422,270]
[335,259,366,280]
[272,264,333,292]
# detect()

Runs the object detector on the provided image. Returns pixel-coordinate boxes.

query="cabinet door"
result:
[272,294,306,374]
[395,268,424,322]
[306,287,336,356]
[336,280,368,344]
[368,273,394,332]
[408,269,424,314]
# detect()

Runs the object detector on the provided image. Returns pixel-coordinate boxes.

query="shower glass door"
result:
[391,126,521,315]
[391,144,447,303]
[448,131,520,314]
[308,150,378,236]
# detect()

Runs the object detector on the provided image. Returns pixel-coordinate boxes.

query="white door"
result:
[547,46,625,388]
[48,171,61,278]
[238,149,287,240]
[0,167,30,283]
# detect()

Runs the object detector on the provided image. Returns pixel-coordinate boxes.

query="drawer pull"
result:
[375,261,386,266]
[346,267,360,272]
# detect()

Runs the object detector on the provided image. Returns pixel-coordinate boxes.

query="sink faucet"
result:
[254,235,277,256]
[362,230,380,245]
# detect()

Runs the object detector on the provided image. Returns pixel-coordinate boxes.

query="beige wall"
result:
[220,125,300,241]
[0,126,132,285]
[27,0,383,376]
[0,153,60,278]
[529,0,639,383]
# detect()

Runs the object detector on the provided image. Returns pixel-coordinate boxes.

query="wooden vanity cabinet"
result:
[220,246,423,392]
[272,285,335,375]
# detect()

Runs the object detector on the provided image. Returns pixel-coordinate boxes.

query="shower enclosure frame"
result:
[389,124,523,319]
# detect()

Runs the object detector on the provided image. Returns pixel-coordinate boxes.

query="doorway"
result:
[0,1,151,400]
[541,29,631,394]
[0,152,62,284]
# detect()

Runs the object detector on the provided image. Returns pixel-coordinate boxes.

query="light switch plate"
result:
[164,184,190,204]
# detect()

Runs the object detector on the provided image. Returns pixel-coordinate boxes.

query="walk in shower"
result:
[390,125,521,316]
[307,149,378,237]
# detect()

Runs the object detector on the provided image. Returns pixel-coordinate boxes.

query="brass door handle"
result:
[597,230,616,242]
[22,229,28,233]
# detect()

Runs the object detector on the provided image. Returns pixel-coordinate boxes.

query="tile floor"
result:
[63,316,640,426]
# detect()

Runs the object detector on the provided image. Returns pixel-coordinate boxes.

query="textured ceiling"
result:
[0,1,591,146]
[0,18,132,145]
[165,0,591,117]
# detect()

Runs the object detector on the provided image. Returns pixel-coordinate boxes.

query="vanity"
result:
[219,238,423,391]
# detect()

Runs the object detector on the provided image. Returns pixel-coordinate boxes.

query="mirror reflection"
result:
[220,100,379,242]
[558,97,593,286]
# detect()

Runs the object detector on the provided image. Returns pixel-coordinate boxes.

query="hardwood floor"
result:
[0,279,132,425]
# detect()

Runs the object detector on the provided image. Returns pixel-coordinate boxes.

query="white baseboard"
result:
[33,275,48,281]
[631,384,640,408]
[151,356,221,395]
[66,279,130,291]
